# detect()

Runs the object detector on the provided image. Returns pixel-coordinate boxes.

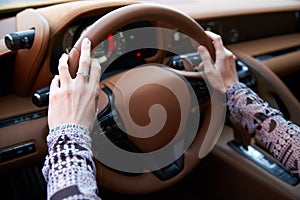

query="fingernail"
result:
[198,46,204,52]
[59,53,68,64]
[83,38,90,45]
[62,53,68,58]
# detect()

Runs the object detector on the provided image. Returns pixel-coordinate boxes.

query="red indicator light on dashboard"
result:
[136,52,142,57]
[108,33,114,51]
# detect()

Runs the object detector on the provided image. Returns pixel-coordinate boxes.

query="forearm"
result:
[226,82,300,179]
[42,124,100,200]
[226,82,282,134]
[256,115,300,178]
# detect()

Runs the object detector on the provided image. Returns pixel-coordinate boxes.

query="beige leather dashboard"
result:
[156,0,300,19]
[228,33,300,76]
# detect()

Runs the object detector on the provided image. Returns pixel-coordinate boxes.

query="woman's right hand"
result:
[197,31,239,93]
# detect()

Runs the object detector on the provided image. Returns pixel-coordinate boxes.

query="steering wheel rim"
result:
[68,3,225,194]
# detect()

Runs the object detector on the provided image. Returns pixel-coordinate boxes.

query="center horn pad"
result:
[101,65,193,152]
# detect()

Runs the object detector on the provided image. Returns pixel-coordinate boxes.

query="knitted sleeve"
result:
[42,124,101,200]
[226,82,300,179]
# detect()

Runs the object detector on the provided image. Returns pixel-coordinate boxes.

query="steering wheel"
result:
[68,3,226,194]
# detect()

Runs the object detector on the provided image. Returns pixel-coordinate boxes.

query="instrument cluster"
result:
[51,20,158,75]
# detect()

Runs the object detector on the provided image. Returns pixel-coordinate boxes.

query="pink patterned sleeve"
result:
[42,124,101,200]
[226,82,300,179]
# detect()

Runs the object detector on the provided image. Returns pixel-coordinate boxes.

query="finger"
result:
[224,47,236,61]
[205,31,226,59]
[225,48,236,68]
[205,31,224,50]
[88,59,101,87]
[58,53,71,88]
[198,45,215,73]
[50,75,60,93]
[77,38,91,81]
[195,62,204,71]
[180,56,194,71]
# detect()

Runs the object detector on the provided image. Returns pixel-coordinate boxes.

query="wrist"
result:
[49,124,89,134]
[47,124,91,148]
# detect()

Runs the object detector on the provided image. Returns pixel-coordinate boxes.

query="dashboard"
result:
[48,10,300,84]
[1,3,299,97]
[199,11,300,45]
[50,19,199,80]
[51,20,159,75]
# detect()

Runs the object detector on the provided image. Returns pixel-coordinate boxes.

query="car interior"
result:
[0,0,299,199]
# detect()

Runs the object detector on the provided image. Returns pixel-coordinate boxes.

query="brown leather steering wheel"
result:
[68,3,226,194]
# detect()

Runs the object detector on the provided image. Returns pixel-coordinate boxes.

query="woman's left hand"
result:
[48,38,101,131]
